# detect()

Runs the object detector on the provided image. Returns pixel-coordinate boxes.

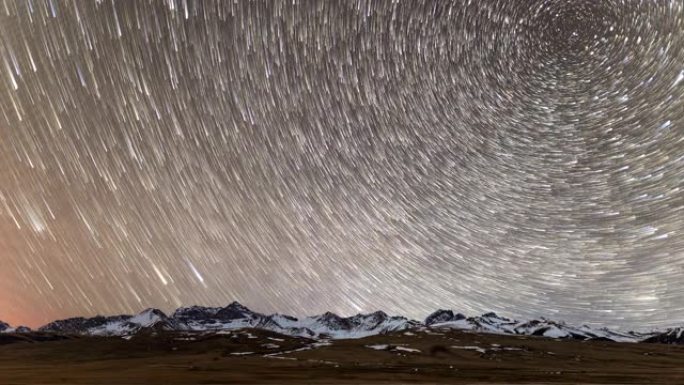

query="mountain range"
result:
[1,302,681,344]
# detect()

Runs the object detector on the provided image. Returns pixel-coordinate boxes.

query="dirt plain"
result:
[1,327,684,384]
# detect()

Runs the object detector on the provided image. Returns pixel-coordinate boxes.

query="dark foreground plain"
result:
[2,328,684,384]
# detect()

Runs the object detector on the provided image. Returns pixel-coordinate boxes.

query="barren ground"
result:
[1,328,684,384]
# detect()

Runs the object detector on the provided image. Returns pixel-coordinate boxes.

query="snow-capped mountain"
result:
[509,319,644,342]
[424,309,466,325]
[642,327,684,344]
[286,311,420,339]
[35,303,417,339]
[0,321,32,334]
[40,308,179,336]
[173,304,417,339]
[426,311,515,333]
[25,302,668,343]
[40,315,129,334]
[175,302,266,332]
[12,326,32,333]
[425,311,649,342]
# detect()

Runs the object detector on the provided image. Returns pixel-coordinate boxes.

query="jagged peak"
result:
[481,312,500,318]
[137,308,166,317]
[128,308,168,326]
[317,311,342,320]
[424,309,466,325]
[225,301,250,311]
[665,327,684,335]
[172,305,222,319]
[353,310,388,320]
[425,309,452,324]
[477,312,514,322]
[429,309,453,315]
[212,301,259,321]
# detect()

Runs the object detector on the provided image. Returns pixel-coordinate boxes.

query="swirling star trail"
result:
[0,0,683,330]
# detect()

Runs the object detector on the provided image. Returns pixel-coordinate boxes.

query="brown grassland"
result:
[1,328,684,384]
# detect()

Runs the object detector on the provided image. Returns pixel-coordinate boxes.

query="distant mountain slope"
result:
[0,303,666,343]
[39,308,179,336]
[424,310,648,342]
[642,327,684,344]
[33,303,418,339]
[0,321,31,334]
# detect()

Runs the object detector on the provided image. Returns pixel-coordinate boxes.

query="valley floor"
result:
[1,328,684,384]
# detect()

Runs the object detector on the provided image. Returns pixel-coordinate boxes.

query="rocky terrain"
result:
[3,326,684,384]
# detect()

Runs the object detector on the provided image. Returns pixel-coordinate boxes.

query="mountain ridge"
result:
[1,302,676,343]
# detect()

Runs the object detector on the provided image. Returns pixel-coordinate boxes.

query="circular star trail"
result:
[0,0,683,330]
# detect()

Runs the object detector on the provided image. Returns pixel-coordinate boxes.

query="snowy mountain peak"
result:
[369,310,388,318]
[425,309,466,325]
[172,305,221,321]
[130,308,168,327]
[318,311,340,319]
[480,312,508,320]
[0,322,32,334]
[642,327,684,344]
[226,301,250,312]
[40,315,127,334]
[350,311,389,328]
[424,309,653,343]
[353,310,388,321]
[215,301,259,321]
[311,312,349,329]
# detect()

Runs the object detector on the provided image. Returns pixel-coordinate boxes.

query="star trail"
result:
[0,0,683,330]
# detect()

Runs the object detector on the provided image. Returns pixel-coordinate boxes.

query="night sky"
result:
[1,0,683,330]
